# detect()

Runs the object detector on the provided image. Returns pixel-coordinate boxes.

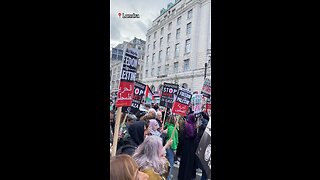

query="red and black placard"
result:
[159,83,179,108]
[171,88,192,116]
[116,48,139,107]
[122,81,146,114]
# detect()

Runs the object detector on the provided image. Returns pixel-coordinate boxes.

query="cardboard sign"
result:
[191,94,203,114]
[171,88,192,116]
[122,81,146,114]
[196,119,211,179]
[160,83,179,108]
[201,78,211,98]
[116,48,138,107]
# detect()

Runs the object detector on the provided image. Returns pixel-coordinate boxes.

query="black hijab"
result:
[128,121,146,146]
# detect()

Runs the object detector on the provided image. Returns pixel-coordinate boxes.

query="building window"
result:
[148,35,151,42]
[145,70,148,78]
[146,56,149,66]
[153,41,156,49]
[177,16,181,25]
[147,44,150,53]
[187,9,192,19]
[151,68,155,76]
[161,27,164,35]
[165,64,169,74]
[187,22,192,35]
[175,43,180,57]
[184,59,190,72]
[154,31,157,38]
[160,37,163,47]
[158,50,162,62]
[185,39,191,53]
[157,66,161,76]
[168,22,172,30]
[174,62,179,73]
[152,53,155,62]
[167,33,171,43]
[176,28,181,40]
[166,47,170,60]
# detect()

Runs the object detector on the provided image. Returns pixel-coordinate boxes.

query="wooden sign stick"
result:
[170,116,179,140]
[121,113,128,128]
[111,107,122,157]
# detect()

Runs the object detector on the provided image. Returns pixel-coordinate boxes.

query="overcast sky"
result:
[110,0,173,49]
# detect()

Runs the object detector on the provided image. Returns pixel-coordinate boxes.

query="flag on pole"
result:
[145,85,153,104]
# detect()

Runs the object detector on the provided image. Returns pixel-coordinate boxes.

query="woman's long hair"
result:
[110,154,139,180]
[133,136,167,175]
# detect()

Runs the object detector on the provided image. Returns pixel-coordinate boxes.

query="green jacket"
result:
[165,123,179,150]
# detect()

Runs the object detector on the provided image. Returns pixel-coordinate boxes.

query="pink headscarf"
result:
[149,119,161,136]
[149,119,159,129]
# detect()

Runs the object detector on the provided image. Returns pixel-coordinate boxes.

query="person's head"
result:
[145,104,151,110]
[156,111,162,121]
[127,114,137,125]
[133,136,167,175]
[110,154,149,180]
[148,108,156,118]
[167,115,176,125]
[187,113,195,123]
[149,119,159,131]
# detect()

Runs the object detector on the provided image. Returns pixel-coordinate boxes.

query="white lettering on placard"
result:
[177,97,190,104]
[180,91,191,99]
[121,70,136,81]
[124,56,138,68]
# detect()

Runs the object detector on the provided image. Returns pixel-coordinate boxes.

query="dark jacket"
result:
[117,121,146,156]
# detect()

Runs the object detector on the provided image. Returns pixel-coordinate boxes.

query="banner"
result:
[201,78,211,98]
[160,83,179,108]
[122,81,146,114]
[196,119,211,179]
[171,88,192,116]
[116,48,139,107]
[191,94,202,114]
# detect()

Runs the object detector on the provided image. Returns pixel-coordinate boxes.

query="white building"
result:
[110,38,146,94]
[142,0,211,93]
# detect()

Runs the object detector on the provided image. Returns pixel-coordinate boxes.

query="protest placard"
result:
[171,88,192,116]
[116,48,139,107]
[191,94,203,114]
[201,78,211,98]
[196,119,211,179]
[122,81,146,114]
[160,83,179,108]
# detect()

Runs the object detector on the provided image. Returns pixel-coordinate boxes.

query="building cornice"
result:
[146,0,204,35]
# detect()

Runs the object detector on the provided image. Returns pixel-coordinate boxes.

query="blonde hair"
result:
[110,154,139,180]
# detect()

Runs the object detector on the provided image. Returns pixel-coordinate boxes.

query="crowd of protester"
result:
[110,102,210,180]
